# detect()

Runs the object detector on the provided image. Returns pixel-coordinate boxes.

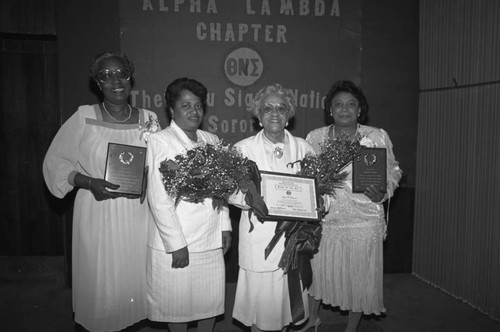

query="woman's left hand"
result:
[89,178,123,201]
[222,231,232,255]
[364,185,385,203]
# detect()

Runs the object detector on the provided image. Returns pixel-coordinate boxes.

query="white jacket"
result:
[234,129,314,272]
[146,121,231,253]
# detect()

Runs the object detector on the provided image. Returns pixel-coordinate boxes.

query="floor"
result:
[0,259,498,332]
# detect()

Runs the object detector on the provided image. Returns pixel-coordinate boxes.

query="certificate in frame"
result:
[259,171,320,222]
[104,143,147,196]
[352,147,387,193]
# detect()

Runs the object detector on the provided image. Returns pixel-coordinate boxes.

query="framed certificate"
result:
[259,171,320,222]
[352,147,387,193]
[104,143,147,196]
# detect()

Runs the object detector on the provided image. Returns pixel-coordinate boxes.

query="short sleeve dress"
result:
[306,124,402,315]
[43,104,157,332]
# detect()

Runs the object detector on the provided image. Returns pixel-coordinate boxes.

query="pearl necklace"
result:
[102,103,132,123]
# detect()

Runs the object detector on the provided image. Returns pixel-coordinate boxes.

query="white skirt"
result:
[72,193,149,332]
[147,248,225,322]
[233,268,309,330]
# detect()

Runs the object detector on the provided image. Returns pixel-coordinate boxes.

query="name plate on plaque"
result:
[259,171,320,222]
[352,147,387,193]
[104,143,147,196]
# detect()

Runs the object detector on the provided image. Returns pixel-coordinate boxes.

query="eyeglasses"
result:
[97,68,131,83]
[260,103,289,115]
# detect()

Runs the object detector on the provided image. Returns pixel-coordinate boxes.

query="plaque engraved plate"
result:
[104,143,147,196]
[352,147,387,193]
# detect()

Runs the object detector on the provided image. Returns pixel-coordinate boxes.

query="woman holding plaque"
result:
[43,52,158,332]
[231,83,317,332]
[146,77,232,332]
[302,80,402,332]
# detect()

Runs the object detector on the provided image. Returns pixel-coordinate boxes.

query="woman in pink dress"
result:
[43,52,158,331]
[303,80,402,332]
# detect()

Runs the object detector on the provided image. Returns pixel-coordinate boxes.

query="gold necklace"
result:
[102,103,132,123]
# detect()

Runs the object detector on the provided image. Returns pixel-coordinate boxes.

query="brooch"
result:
[273,146,284,159]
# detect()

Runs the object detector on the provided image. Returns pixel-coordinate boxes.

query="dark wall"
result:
[56,0,120,121]
[55,0,418,183]
[362,0,419,188]
[361,0,419,272]
[56,0,419,175]
[54,0,418,276]
[1,0,62,256]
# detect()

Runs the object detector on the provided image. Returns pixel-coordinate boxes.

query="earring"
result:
[259,122,263,127]
[285,121,289,127]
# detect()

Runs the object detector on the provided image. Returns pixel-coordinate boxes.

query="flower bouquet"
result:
[158,142,267,215]
[292,130,362,196]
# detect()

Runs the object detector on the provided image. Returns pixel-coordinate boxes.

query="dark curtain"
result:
[415,0,500,319]
[0,35,67,255]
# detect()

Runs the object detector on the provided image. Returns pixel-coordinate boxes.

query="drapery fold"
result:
[415,0,500,320]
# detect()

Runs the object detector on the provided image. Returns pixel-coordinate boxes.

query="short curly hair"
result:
[249,83,296,119]
[324,80,369,124]
[88,51,135,81]
[164,77,208,121]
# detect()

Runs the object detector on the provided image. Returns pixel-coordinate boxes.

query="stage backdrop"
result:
[119,0,361,143]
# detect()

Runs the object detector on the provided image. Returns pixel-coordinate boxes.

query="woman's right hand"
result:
[363,184,385,203]
[171,246,189,269]
[88,178,122,201]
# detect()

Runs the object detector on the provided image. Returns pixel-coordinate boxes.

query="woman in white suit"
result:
[146,78,232,332]
[231,84,315,332]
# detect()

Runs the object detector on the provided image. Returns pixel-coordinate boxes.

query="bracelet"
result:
[88,177,92,190]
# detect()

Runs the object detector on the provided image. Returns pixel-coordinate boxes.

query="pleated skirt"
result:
[233,268,309,330]
[309,222,385,315]
[72,192,149,332]
[147,248,225,322]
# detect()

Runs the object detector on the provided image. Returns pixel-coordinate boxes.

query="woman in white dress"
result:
[146,77,232,332]
[43,52,157,331]
[231,83,316,332]
[303,80,402,332]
